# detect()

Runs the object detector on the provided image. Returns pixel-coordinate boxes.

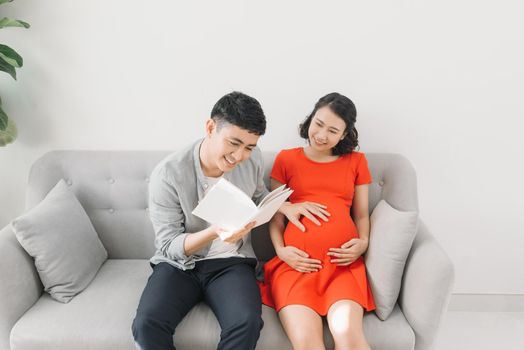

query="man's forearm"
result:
[183,226,219,256]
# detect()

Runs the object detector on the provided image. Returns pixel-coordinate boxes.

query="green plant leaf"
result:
[0,17,30,29]
[0,44,23,67]
[0,55,17,79]
[0,0,14,5]
[0,117,17,146]
[0,103,8,131]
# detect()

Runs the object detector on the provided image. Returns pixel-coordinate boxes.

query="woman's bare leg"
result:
[327,300,371,350]
[279,304,326,350]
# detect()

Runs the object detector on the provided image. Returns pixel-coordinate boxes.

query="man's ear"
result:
[205,118,216,137]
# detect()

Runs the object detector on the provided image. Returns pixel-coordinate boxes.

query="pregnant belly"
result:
[283,199,358,259]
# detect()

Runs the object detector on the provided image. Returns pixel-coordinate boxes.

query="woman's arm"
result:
[269,179,323,273]
[352,184,370,246]
[269,179,290,252]
[328,184,370,265]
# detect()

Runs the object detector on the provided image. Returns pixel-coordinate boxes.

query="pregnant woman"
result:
[259,93,375,350]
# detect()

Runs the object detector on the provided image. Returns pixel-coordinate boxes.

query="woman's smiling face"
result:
[308,106,347,152]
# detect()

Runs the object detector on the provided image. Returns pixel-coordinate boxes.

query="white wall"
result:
[1,0,523,294]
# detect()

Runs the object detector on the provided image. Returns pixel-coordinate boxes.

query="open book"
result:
[192,178,293,240]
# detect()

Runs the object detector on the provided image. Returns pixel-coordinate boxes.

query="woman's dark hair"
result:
[211,91,266,135]
[299,92,359,155]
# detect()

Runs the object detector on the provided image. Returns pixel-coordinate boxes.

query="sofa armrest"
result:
[0,224,43,350]
[398,220,454,350]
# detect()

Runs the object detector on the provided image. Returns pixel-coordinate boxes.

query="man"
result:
[132,91,328,350]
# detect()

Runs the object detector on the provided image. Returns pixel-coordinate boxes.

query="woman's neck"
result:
[303,146,339,163]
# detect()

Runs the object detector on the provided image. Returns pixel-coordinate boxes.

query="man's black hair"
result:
[211,91,266,135]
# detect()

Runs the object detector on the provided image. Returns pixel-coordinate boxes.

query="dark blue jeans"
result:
[132,257,263,350]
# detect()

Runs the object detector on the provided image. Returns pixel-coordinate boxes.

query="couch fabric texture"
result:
[365,199,419,320]
[11,179,107,303]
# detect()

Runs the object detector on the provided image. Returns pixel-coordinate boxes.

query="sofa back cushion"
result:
[13,179,108,302]
[27,151,418,259]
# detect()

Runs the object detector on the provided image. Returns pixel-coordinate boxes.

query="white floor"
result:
[435,311,524,350]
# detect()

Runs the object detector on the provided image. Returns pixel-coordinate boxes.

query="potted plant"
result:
[0,0,29,147]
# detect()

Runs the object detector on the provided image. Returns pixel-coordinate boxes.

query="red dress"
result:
[258,148,376,315]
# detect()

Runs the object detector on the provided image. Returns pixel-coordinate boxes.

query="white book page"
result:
[257,184,287,208]
[192,178,257,231]
[248,188,293,228]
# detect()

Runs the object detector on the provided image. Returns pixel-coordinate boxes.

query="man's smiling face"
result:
[203,119,260,175]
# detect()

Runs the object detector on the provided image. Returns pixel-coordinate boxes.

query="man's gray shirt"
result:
[149,138,270,270]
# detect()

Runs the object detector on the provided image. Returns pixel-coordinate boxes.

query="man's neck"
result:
[199,138,224,177]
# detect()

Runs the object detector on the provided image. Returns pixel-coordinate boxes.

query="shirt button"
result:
[66,179,73,186]
[109,208,115,214]
[379,180,385,186]
[145,177,149,183]
[203,184,208,189]
[108,178,115,184]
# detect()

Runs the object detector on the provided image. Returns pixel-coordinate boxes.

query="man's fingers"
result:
[302,211,321,226]
[314,208,330,221]
[303,204,330,221]
[224,233,243,243]
[224,223,255,243]
[306,207,329,222]
[307,203,331,217]
[315,212,329,222]
[308,202,328,209]
[317,207,331,217]
[289,218,306,232]
[244,221,256,230]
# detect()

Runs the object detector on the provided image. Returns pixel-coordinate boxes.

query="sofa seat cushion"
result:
[10,260,148,350]
[364,304,415,350]
[11,260,414,350]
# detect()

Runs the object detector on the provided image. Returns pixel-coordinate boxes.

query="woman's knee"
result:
[329,320,369,350]
[327,300,368,349]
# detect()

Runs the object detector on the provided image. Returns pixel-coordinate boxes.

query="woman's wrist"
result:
[275,245,286,256]
[361,238,369,253]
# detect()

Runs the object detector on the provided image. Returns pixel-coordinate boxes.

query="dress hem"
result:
[262,298,376,316]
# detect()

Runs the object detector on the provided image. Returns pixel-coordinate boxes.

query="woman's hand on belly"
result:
[327,238,369,266]
[276,246,323,273]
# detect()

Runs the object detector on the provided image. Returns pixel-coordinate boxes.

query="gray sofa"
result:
[0,150,454,350]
